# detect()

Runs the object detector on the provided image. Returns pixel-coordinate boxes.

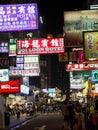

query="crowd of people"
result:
[4,97,98,129]
[60,98,98,130]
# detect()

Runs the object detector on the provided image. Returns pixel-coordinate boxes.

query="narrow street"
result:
[10,112,63,130]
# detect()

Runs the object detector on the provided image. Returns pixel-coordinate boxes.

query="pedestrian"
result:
[16,106,20,119]
[4,104,11,126]
[61,100,70,130]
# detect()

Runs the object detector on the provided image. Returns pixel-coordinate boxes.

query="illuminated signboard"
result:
[66,63,98,71]
[24,55,39,63]
[24,63,39,69]
[78,50,84,63]
[83,30,98,60]
[0,69,9,81]
[24,55,39,69]
[10,64,24,70]
[0,3,38,31]
[9,38,17,56]
[64,10,98,46]
[0,79,20,93]
[20,84,29,95]
[48,88,56,93]
[92,70,98,82]
[16,55,24,63]
[0,42,8,53]
[9,68,40,76]
[16,38,64,54]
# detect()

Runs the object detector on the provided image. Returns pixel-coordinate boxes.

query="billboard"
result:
[0,3,38,31]
[0,79,20,93]
[83,30,98,60]
[16,38,65,54]
[64,10,98,46]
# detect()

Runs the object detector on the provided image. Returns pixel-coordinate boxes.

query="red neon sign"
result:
[0,79,20,93]
[17,38,65,54]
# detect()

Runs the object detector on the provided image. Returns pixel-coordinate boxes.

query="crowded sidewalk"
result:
[1,113,39,130]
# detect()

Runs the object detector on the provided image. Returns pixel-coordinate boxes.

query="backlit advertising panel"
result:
[0,69,9,81]
[16,38,64,54]
[92,70,98,82]
[78,50,84,63]
[0,79,20,93]
[10,64,24,70]
[0,3,38,31]
[83,30,98,60]
[9,38,17,56]
[0,42,8,53]
[16,55,24,63]
[64,10,98,46]
[21,84,29,95]
[24,55,39,63]
[10,68,40,76]
[24,63,39,69]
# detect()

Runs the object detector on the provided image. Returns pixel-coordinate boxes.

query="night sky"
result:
[37,0,86,35]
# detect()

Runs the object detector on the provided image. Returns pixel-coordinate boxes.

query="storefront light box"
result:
[83,30,98,60]
[0,69,9,82]
[21,84,30,95]
[0,79,20,93]
[0,42,8,53]
[92,70,98,82]
[0,3,38,31]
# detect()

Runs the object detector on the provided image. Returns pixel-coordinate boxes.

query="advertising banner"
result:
[9,38,17,56]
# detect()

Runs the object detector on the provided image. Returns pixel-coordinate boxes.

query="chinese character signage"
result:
[64,10,98,46]
[78,50,84,63]
[69,52,77,62]
[66,63,98,71]
[24,55,39,63]
[9,38,17,56]
[0,79,20,93]
[0,3,38,31]
[0,41,8,52]
[58,52,68,62]
[83,31,98,60]
[10,69,40,76]
[17,38,64,54]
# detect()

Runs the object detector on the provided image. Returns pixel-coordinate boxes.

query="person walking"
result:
[61,100,71,130]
